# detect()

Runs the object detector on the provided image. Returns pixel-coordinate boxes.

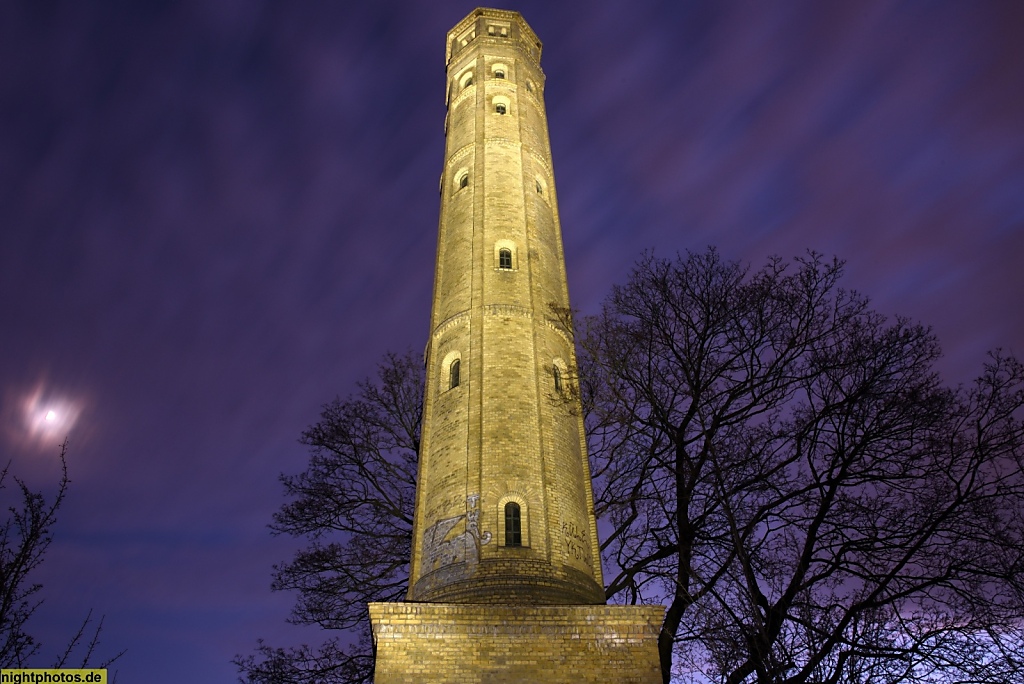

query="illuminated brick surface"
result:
[370,603,665,684]
[408,6,602,608]
[371,9,663,682]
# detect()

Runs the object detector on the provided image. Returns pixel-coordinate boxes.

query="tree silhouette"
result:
[0,440,123,675]
[239,250,1024,684]
[236,352,420,683]
[579,249,1024,683]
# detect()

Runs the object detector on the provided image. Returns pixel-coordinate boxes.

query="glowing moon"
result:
[17,385,83,444]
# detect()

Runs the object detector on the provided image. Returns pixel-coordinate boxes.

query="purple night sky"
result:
[1,1,1022,681]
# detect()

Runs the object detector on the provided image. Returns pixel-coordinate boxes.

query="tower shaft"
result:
[369,10,664,682]
[407,8,603,605]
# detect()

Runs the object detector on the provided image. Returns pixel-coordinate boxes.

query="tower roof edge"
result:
[445,8,543,66]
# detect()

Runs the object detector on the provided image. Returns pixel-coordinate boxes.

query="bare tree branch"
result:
[237,351,422,683]
[243,250,1023,684]
[581,249,1024,684]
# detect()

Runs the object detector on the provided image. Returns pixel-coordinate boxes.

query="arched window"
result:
[495,102,507,115]
[499,248,512,270]
[459,173,469,189]
[553,365,563,393]
[494,69,505,79]
[449,359,461,389]
[536,179,543,194]
[504,502,522,547]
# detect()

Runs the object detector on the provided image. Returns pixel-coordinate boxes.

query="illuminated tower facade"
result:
[369,9,663,682]
[407,5,604,607]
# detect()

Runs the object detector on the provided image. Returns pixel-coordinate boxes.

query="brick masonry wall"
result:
[408,8,604,605]
[370,603,665,684]
[387,10,663,682]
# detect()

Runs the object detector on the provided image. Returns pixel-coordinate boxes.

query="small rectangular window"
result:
[499,248,512,269]
[505,503,522,547]
[449,359,461,389]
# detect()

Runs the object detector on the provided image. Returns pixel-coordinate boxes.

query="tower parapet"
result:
[445,8,542,69]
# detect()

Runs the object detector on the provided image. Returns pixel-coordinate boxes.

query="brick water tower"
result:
[369,9,663,682]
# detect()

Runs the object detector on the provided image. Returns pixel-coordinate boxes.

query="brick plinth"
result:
[369,602,664,683]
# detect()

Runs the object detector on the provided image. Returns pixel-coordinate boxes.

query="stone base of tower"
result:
[369,602,664,683]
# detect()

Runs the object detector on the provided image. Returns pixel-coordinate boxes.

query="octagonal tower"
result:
[406,7,604,606]
[370,10,663,683]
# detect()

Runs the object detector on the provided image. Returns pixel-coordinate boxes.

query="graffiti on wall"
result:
[561,519,593,570]
[422,493,492,571]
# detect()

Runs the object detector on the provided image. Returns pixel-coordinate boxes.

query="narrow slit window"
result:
[499,248,512,270]
[449,359,461,389]
[459,174,469,189]
[536,179,543,193]
[553,365,563,393]
[504,502,522,547]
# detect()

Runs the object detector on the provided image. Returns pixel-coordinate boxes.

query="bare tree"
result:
[578,249,1024,683]
[0,440,123,675]
[236,351,421,683]
[240,250,1023,684]
[0,450,66,665]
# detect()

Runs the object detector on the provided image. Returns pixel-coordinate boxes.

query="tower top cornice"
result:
[445,8,543,67]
